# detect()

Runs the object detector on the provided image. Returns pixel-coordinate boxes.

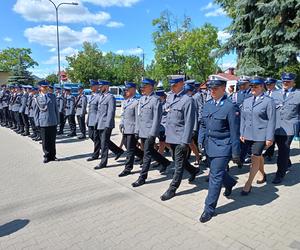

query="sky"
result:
[0,0,236,78]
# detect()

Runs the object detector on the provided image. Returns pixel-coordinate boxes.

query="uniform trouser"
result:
[264,142,275,157]
[205,156,236,215]
[29,117,37,136]
[40,126,57,160]
[10,110,16,126]
[275,135,294,178]
[123,134,144,171]
[89,126,101,159]
[58,112,66,133]
[2,107,8,125]
[0,109,3,123]
[36,126,41,138]
[76,115,86,136]
[140,137,170,180]
[98,128,113,167]
[67,115,76,134]
[169,144,198,190]
[21,113,30,133]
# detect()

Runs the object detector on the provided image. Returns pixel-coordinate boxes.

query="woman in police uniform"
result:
[240,77,276,195]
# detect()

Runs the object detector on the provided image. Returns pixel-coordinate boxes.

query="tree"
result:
[7,56,34,85]
[66,42,144,87]
[0,48,38,72]
[46,73,59,84]
[150,11,220,83]
[216,0,300,85]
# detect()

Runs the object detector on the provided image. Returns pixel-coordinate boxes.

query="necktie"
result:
[283,90,288,100]
[268,90,271,96]
[252,97,256,106]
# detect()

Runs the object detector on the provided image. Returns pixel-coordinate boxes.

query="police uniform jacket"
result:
[233,89,252,108]
[35,93,59,127]
[75,94,88,116]
[19,92,28,113]
[272,88,300,136]
[96,92,116,130]
[65,95,75,116]
[240,93,276,141]
[1,90,10,108]
[87,93,100,127]
[56,94,65,113]
[165,90,196,145]
[25,94,33,115]
[199,95,240,158]
[120,97,139,134]
[135,92,162,138]
[12,93,22,112]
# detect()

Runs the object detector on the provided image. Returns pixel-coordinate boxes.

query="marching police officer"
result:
[118,82,144,177]
[272,72,300,184]
[263,77,279,161]
[94,80,122,169]
[75,85,87,139]
[198,79,241,223]
[56,86,66,135]
[240,77,276,195]
[0,85,10,127]
[132,78,171,187]
[12,85,23,133]
[64,87,76,137]
[160,76,199,201]
[34,80,59,163]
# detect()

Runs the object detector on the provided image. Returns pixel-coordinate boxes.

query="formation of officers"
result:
[0,72,299,223]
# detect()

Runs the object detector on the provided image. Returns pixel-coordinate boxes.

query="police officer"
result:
[263,77,278,161]
[0,86,3,125]
[198,79,241,223]
[272,72,300,184]
[12,85,23,133]
[8,85,16,129]
[21,85,30,136]
[56,86,66,135]
[118,82,144,177]
[86,80,101,161]
[32,87,42,142]
[34,80,59,163]
[94,80,122,169]
[75,85,87,139]
[28,87,38,139]
[240,77,276,194]
[64,87,76,137]
[0,85,10,127]
[160,76,199,201]
[132,78,171,187]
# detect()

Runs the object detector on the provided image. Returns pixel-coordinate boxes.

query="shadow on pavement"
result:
[59,153,92,161]
[0,219,30,237]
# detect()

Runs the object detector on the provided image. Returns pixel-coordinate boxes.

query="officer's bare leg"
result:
[243,155,260,191]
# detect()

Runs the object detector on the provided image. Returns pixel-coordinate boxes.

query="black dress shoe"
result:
[57,131,63,135]
[78,135,86,139]
[118,170,131,177]
[87,157,98,162]
[43,158,50,164]
[160,189,176,201]
[188,168,200,183]
[159,163,169,174]
[67,133,76,137]
[241,186,252,196]
[272,175,283,184]
[256,174,267,184]
[265,156,272,162]
[132,178,145,187]
[115,151,123,161]
[94,165,105,170]
[199,212,213,223]
[244,157,251,164]
[223,180,237,197]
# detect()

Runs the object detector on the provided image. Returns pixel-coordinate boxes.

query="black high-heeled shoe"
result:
[256,174,267,184]
[241,186,252,196]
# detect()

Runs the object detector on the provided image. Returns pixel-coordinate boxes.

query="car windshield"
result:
[110,88,119,95]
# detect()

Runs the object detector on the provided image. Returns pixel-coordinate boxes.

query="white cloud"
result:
[14,0,111,25]
[44,47,79,65]
[205,8,226,17]
[106,21,124,28]
[3,37,12,42]
[201,2,215,10]
[219,61,237,70]
[81,0,140,7]
[217,30,231,42]
[116,48,143,55]
[24,25,107,48]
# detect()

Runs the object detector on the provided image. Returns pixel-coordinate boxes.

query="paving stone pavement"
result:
[0,122,300,250]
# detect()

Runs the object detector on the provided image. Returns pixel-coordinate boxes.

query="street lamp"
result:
[137,46,145,72]
[47,0,78,85]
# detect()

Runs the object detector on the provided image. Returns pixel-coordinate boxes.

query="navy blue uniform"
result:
[199,95,240,215]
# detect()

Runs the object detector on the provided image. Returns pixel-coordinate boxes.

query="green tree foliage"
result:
[46,73,59,84]
[149,11,220,83]
[0,48,38,72]
[7,56,34,85]
[66,42,143,87]
[216,0,300,85]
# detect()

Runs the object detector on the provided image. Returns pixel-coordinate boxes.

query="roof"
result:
[216,73,239,81]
